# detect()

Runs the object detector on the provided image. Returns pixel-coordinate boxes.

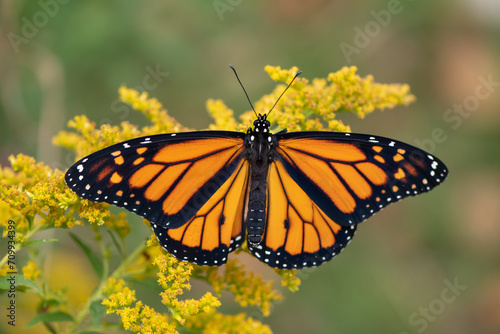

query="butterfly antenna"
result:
[229,65,257,117]
[268,70,302,116]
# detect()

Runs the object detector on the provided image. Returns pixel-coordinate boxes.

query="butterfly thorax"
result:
[246,114,273,161]
[245,114,274,245]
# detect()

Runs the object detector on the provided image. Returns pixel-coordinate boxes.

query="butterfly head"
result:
[253,114,271,134]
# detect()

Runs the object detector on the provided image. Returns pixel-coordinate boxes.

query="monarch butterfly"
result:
[65,67,448,269]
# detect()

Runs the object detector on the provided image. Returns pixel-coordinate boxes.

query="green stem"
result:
[66,241,148,334]
[95,225,110,285]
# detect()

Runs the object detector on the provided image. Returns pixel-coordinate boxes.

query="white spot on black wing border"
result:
[248,224,357,269]
[152,222,242,267]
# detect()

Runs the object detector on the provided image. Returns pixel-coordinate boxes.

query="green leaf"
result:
[89,299,105,327]
[0,275,44,297]
[23,238,58,248]
[24,311,73,328]
[69,232,103,278]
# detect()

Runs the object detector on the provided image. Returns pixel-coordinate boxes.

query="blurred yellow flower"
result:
[22,261,40,281]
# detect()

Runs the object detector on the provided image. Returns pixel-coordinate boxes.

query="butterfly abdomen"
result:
[246,164,268,245]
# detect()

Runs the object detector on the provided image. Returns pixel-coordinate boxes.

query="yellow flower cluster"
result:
[54,114,140,160]
[182,311,273,334]
[102,253,226,334]
[153,253,220,323]
[103,278,177,334]
[209,65,414,133]
[0,154,85,240]
[217,65,414,133]
[200,259,282,317]
[118,86,190,134]
[22,261,41,281]
[276,268,301,292]
[1,153,114,232]
[54,88,191,161]
[203,312,273,334]
[326,66,415,118]
[206,98,239,131]
[0,263,13,277]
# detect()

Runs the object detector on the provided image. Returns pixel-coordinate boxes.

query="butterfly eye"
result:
[265,121,270,127]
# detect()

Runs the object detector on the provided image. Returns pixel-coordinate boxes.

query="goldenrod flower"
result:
[22,261,40,281]
[201,259,282,317]
[204,312,273,334]
[206,99,239,130]
[102,278,136,312]
[154,253,220,323]
[103,278,178,333]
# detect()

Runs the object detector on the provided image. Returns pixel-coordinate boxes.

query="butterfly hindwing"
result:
[275,132,448,227]
[248,160,356,269]
[154,160,250,266]
[65,131,246,229]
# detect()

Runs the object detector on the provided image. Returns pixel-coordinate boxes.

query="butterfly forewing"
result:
[65,132,246,229]
[275,132,448,227]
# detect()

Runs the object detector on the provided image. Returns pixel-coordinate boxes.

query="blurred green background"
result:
[1,0,500,333]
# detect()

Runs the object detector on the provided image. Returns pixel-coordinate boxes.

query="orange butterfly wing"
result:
[249,132,447,269]
[248,160,356,269]
[65,132,246,229]
[275,132,448,227]
[155,160,250,265]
